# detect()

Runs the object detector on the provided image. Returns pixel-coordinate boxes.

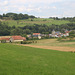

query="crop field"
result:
[31,39,75,47]
[0,44,75,75]
[26,39,75,52]
[2,18,72,27]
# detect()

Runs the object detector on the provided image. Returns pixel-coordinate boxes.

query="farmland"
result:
[24,39,75,52]
[2,18,73,27]
[31,39,75,47]
[0,43,75,75]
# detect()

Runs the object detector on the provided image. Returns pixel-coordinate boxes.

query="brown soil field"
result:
[16,44,75,52]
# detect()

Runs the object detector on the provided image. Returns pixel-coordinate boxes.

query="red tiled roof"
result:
[33,33,40,35]
[22,37,26,40]
[11,36,26,40]
[65,31,69,33]
[0,38,10,41]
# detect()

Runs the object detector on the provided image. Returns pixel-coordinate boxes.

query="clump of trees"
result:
[69,30,75,37]
[0,13,36,20]
[69,30,75,40]
[49,17,75,22]
[21,40,37,44]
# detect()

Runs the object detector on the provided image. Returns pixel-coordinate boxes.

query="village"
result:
[0,30,70,43]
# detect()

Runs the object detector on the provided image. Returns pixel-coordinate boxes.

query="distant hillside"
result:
[0,13,75,27]
[1,18,74,27]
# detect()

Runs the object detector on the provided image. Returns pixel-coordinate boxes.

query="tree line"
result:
[0,21,75,36]
[0,13,36,20]
[49,17,75,22]
[0,13,75,22]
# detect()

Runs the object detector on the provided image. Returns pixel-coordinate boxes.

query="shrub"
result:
[21,41,27,44]
[57,37,62,41]
[1,40,6,43]
[21,41,33,44]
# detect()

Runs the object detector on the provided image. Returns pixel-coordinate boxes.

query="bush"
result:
[21,41,27,44]
[20,40,37,44]
[1,40,6,43]
[69,36,74,40]
[21,41,33,44]
[57,37,62,41]
[62,36,67,39]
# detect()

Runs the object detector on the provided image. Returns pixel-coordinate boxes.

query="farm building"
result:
[10,36,26,42]
[0,36,26,43]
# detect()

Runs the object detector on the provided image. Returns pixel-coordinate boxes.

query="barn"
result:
[0,36,26,43]
[10,36,26,42]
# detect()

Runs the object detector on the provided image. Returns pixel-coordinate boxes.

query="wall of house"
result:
[38,36,41,39]
[6,40,10,43]
[13,40,23,42]
[10,38,23,42]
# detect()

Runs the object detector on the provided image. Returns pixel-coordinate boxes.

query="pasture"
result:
[0,43,75,75]
[2,18,72,27]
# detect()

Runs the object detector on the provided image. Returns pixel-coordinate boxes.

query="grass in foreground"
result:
[0,44,75,75]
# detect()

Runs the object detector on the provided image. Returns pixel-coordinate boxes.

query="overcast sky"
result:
[0,0,75,18]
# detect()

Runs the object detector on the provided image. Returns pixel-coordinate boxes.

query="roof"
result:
[11,36,26,40]
[65,31,69,33]
[33,33,40,35]
[0,38,10,41]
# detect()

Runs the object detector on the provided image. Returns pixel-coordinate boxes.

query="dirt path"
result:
[16,44,75,52]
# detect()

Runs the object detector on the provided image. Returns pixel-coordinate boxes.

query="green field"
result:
[0,44,75,75]
[2,18,73,27]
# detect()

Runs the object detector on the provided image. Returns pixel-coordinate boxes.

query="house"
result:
[52,30,56,35]
[27,34,32,39]
[55,31,61,35]
[41,34,48,37]
[65,31,69,36]
[51,30,62,37]
[33,33,41,36]
[10,36,26,42]
[33,33,41,39]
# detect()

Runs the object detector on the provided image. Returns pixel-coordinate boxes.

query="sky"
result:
[0,0,75,18]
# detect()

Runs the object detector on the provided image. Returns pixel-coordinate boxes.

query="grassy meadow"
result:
[2,18,73,27]
[0,43,75,75]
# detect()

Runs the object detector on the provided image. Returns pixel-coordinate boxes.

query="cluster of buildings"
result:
[0,36,26,43]
[49,30,69,38]
[27,33,42,39]
[27,30,70,39]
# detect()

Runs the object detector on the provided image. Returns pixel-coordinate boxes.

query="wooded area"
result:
[0,21,75,36]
